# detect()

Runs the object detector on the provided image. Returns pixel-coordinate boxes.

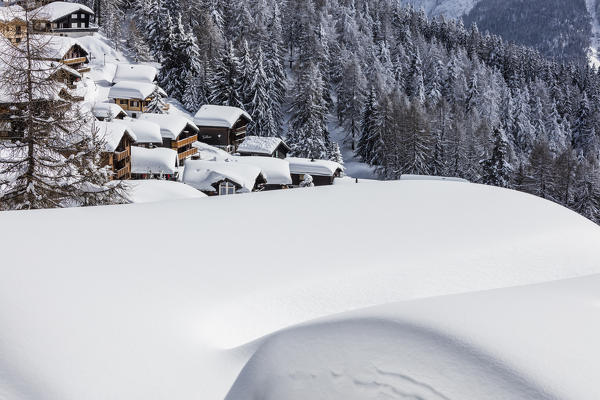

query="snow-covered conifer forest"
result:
[78,0,600,221]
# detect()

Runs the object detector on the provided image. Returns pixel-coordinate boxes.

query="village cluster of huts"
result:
[0,0,345,196]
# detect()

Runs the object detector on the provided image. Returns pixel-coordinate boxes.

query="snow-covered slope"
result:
[1,181,600,399]
[403,0,480,18]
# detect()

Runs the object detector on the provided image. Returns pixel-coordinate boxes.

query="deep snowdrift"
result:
[1,180,600,399]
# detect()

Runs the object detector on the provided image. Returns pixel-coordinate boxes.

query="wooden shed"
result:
[139,113,199,164]
[96,120,136,180]
[237,136,290,159]
[287,157,344,186]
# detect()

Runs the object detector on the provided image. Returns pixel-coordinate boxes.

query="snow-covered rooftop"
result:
[237,136,289,156]
[94,120,136,152]
[131,146,178,175]
[139,113,198,140]
[124,180,206,203]
[0,60,66,102]
[108,81,161,100]
[0,5,24,22]
[192,141,234,162]
[401,174,469,182]
[32,1,94,21]
[287,157,344,177]
[182,159,263,193]
[118,117,162,144]
[233,156,292,186]
[45,35,88,60]
[91,102,127,120]
[112,64,157,84]
[193,104,252,128]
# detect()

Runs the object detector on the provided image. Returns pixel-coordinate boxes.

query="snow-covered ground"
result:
[1,180,600,399]
[586,0,600,68]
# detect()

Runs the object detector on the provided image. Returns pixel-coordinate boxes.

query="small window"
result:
[71,13,78,18]
[71,22,77,28]
[130,100,140,108]
[218,182,236,196]
[80,13,85,18]
[131,113,137,118]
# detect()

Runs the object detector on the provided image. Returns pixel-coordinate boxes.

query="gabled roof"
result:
[192,141,234,162]
[131,146,178,175]
[139,113,199,140]
[32,1,94,21]
[0,5,25,22]
[237,136,290,155]
[118,117,162,144]
[95,121,136,153]
[91,102,127,120]
[182,159,263,193]
[45,35,88,60]
[193,104,252,129]
[113,64,157,84]
[286,157,344,177]
[233,156,292,186]
[108,81,164,100]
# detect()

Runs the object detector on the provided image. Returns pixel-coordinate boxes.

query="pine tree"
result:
[356,87,382,164]
[247,48,277,137]
[209,41,244,108]
[287,62,330,159]
[0,30,124,209]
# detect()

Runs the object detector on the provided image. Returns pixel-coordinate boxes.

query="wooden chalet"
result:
[237,136,290,159]
[139,113,199,164]
[182,159,266,196]
[0,5,26,44]
[108,81,168,118]
[31,1,97,37]
[113,64,157,85]
[96,121,136,180]
[42,36,90,73]
[117,117,163,148]
[287,157,344,186]
[234,156,292,190]
[193,105,252,153]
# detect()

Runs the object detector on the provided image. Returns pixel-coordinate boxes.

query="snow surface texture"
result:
[237,136,287,155]
[94,120,135,152]
[287,157,344,176]
[112,64,157,84]
[32,1,93,21]
[131,146,177,175]
[118,117,162,144]
[139,113,198,140]
[1,181,600,399]
[124,180,206,203]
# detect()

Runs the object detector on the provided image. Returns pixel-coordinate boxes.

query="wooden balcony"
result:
[62,57,87,65]
[77,67,91,73]
[177,147,198,161]
[172,134,198,149]
[114,148,130,162]
[115,164,131,180]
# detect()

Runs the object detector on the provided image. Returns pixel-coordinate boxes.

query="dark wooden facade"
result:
[238,142,290,159]
[32,6,97,35]
[162,130,198,163]
[290,170,342,187]
[102,132,135,180]
[197,118,250,152]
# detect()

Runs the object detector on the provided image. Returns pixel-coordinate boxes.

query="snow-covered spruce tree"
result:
[356,87,382,164]
[126,20,152,63]
[287,62,330,159]
[480,127,511,188]
[246,48,277,137]
[98,0,124,49]
[158,13,202,102]
[524,139,555,199]
[209,41,244,108]
[144,0,171,62]
[395,100,433,176]
[182,68,208,113]
[572,156,600,223]
[0,32,124,210]
[146,87,167,114]
[238,40,254,109]
[336,52,366,150]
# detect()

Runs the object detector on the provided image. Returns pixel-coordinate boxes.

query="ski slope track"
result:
[1,181,600,399]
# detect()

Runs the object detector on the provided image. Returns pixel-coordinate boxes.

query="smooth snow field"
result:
[1,180,600,399]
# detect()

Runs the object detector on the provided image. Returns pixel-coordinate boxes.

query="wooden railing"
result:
[172,134,198,149]
[62,57,87,65]
[177,147,198,161]
[115,164,131,180]
[114,148,129,162]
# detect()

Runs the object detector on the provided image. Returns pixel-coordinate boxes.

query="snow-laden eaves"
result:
[94,120,136,153]
[131,146,178,175]
[91,102,126,120]
[118,117,162,144]
[233,156,292,186]
[0,5,25,22]
[193,104,252,128]
[237,136,290,156]
[113,64,157,84]
[124,180,206,203]
[44,35,88,60]
[139,113,198,140]
[182,159,263,192]
[192,141,234,162]
[32,1,94,21]
[108,81,163,100]
[286,157,344,177]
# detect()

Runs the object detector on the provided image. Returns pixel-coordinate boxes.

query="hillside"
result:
[1,180,600,399]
